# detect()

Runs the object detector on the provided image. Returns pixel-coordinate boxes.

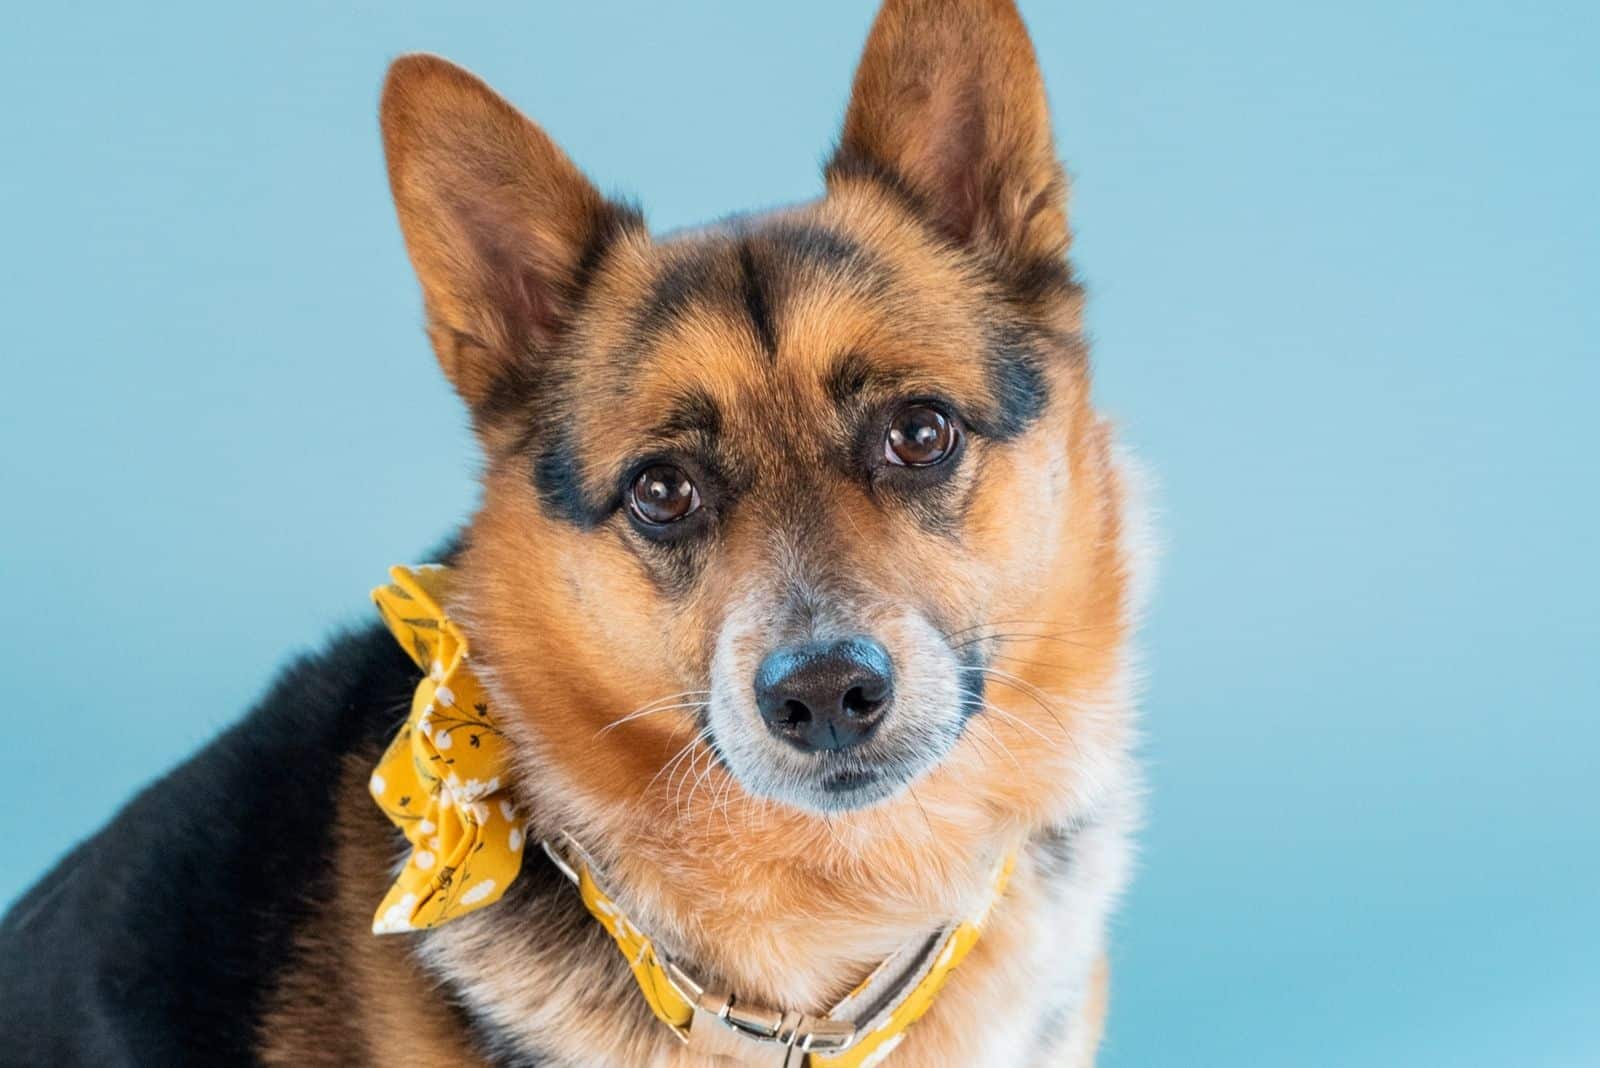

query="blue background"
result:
[2,3,1595,1064]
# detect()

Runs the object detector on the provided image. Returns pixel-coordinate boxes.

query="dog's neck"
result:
[413,786,1045,1066]
[517,735,1031,1011]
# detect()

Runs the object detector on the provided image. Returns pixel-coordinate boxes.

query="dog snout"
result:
[753,636,894,752]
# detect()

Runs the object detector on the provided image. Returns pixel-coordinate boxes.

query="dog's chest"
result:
[638,822,1128,1068]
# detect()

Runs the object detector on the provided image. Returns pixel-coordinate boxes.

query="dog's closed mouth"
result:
[820,768,881,793]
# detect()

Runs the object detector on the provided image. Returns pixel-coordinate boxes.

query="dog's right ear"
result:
[380,55,641,410]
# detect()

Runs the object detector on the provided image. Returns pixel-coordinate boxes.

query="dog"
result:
[0,1,1147,1064]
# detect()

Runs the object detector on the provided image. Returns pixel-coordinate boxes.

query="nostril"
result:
[780,699,812,727]
[841,685,882,719]
[754,636,896,751]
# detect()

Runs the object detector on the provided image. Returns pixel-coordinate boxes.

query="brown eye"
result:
[884,405,958,467]
[629,463,701,525]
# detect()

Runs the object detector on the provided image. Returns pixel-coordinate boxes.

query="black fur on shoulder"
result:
[0,607,419,1065]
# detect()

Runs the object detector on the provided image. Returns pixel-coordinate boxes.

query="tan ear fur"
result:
[830,0,1067,266]
[380,54,638,407]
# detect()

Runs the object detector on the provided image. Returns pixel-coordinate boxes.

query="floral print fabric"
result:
[368,565,524,933]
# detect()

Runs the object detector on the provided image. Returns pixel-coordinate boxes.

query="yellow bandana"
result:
[368,565,524,933]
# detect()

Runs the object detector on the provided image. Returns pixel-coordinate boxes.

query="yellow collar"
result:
[369,564,1015,1066]
[541,832,1014,1068]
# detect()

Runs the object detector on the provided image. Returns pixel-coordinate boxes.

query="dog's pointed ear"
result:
[380,54,641,409]
[828,0,1067,267]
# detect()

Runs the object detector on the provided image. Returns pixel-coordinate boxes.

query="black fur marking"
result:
[629,223,883,368]
[478,354,544,429]
[656,389,723,442]
[825,352,875,407]
[0,614,419,1064]
[761,222,883,288]
[737,239,778,359]
[534,425,610,528]
[979,323,1049,440]
[571,198,645,297]
[1006,252,1079,306]
[633,245,727,350]
[533,389,725,536]
[830,146,1079,309]
[824,148,933,224]
[823,352,920,411]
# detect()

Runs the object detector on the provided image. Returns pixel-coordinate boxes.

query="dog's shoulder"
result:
[0,620,416,1065]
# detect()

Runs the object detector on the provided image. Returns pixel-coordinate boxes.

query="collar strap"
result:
[542,832,1015,1067]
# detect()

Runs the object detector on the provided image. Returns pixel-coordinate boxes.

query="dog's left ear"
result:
[380,54,640,410]
[828,0,1067,270]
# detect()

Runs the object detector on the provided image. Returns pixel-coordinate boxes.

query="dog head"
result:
[379,0,1136,841]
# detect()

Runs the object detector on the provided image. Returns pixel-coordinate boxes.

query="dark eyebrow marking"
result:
[737,239,778,359]
[825,327,1050,443]
[534,422,609,529]
[532,388,724,531]
[654,389,723,441]
[977,323,1049,440]
[824,352,919,409]
[761,223,880,282]
[625,223,890,370]
[633,244,728,347]
[825,352,875,406]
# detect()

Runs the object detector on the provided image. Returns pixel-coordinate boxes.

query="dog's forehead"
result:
[573,201,995,438]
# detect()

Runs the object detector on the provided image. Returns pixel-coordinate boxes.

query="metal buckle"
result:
[539,833,584,886]
[550,835,860,1057]
[665,955,857,1053]
[664,955,857,1055]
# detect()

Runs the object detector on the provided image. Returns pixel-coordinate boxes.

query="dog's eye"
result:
[884,405,958,467]
[629,464,701,525]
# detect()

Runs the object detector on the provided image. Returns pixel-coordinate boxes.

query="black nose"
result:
[754,637,895,752]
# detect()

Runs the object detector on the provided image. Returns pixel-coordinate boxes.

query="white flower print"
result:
[413,849,435,872]
[373,892,418,934]
[459,879,497,906]
[453,776,500,802]
[369,772,385,796]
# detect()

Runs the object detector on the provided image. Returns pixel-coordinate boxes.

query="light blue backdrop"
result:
[2,3,1595,1064]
